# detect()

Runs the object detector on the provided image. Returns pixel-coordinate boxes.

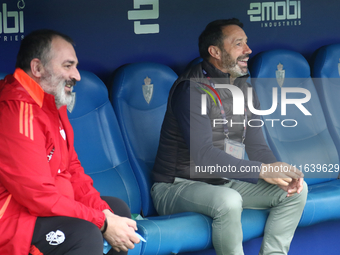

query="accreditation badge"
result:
[224,138,245,160]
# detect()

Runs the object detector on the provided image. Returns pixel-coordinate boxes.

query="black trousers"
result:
[30,196,130,255]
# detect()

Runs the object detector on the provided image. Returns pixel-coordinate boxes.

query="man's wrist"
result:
[101,218,108,234]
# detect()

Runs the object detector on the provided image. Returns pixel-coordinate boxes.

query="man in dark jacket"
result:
[151,19,307,255]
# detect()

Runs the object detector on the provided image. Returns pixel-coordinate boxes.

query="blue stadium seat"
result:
[109,62,178,217]
[67,70,142,213]
[68,70,213,255]
[67,70,142,254]
[249,49,340,227]
[312,43,340,163]
[184,57,203,72]
[249,49,339,185]
[0,73,7,79]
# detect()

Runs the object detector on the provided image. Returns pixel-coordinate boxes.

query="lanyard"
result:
[199,68,247,143]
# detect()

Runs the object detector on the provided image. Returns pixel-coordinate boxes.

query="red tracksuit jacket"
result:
[0,69,111,255]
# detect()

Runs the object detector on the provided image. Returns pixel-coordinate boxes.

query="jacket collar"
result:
[202,60,230,81]
[13,68,44,108]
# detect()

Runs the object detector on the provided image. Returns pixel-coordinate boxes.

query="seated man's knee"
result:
[73,218,103,244]
[213,188,243,216]
[60,218,103,254]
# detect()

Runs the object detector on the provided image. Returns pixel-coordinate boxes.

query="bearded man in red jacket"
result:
[0,29,140,255]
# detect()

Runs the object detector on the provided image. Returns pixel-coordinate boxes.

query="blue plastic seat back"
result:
[67,70,142,214]
[312,43,340,78]
[110,62,178,216]
[184,57,203,72]
[312,44,340,164]
[249,50,339,185]
[0,73,7,79]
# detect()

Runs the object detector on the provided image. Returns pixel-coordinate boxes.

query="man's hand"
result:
[102,209,140,252]
[260,162,304,196]
[278,177,304,197]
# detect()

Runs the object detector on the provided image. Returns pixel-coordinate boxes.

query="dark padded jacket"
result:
[152,60,276,185]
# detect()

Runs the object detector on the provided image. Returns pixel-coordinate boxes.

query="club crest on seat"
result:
[276,63,285,87]
[142,76,153,104]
